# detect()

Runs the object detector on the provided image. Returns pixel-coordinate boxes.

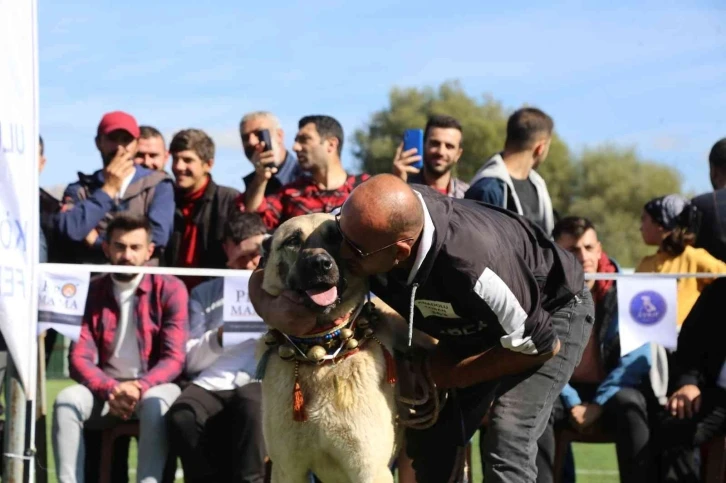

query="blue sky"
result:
[39,0,725,196]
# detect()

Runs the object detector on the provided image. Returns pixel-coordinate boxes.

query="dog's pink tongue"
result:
[306,286,338,306]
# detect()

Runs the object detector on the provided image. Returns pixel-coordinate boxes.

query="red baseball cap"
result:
[97,111,140,138]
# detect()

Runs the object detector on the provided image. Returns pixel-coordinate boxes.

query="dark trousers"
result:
[407,288,595,483]
[166,382,266,483]
[652,387,726,482]
[536,384,655,483]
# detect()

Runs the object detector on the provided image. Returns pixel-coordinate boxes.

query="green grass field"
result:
[40,379,620,482]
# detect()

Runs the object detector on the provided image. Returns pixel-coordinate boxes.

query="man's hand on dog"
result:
[248,270,318,336]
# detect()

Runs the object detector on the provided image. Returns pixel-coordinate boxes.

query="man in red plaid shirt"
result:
[52,213,188,483]
[240,115,369,229]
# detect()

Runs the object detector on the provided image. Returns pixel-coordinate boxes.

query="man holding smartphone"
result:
[392,114,469,199]
[239,111,302,197]
[241,114,368,230]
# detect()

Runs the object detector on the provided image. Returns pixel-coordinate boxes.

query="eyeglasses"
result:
[335,214,414,259]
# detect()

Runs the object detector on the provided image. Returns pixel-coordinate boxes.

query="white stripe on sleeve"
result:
[474,268,539,355]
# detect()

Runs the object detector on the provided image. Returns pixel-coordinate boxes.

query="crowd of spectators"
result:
[30,106,726,482]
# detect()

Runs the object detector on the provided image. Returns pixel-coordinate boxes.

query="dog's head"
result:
[261,213,368,325]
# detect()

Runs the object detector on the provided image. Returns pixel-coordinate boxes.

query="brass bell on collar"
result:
[264,331,279,346]
[278,345,295,361]
[345,338,359,350]
[339,328,354,341]
[363,328,374,339]
[307,345,327,364]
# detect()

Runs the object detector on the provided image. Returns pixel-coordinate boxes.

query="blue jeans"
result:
[406,287,594,483]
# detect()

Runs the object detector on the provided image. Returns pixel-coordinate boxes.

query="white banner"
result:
[222,274,266,346]
[37,270,90,342]
[618,277,678,356]
[0,0,40,397]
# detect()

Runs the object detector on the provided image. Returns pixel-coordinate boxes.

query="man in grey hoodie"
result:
[465,107,556,235]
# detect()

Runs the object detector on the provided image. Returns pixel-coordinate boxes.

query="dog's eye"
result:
[281,230,303,249]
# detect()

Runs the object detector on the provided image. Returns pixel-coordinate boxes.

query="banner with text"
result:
[617,277,678,356]
[222,274,266,346]
[0,0,40,396]
[37,269,90,341]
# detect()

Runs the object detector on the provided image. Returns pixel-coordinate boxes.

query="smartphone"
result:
[259,129,273,153]
[257,129,275,167]
[403,129,424,170]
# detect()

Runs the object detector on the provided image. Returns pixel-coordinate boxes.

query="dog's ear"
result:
[259,234,273,269]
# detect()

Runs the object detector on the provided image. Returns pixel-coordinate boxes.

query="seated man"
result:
[166,212,268,483]
[52,213,188,483]
[651,277,726,482]
[535,217,660,483]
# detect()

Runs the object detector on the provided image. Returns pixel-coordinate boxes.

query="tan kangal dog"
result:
[255,213,403,483]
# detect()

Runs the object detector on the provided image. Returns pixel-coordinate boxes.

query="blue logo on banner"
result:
[629,290,667,325]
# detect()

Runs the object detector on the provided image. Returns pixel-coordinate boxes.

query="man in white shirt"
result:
[166,212,268,483]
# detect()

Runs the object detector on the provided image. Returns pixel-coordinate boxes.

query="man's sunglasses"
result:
[335,214,414,259]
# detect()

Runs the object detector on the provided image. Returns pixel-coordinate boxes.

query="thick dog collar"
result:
[256,299,398,423]
[264,301,379,365]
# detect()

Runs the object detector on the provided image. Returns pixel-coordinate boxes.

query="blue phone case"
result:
[403,129,424,170]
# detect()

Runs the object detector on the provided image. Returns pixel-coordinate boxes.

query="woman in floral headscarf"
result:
[637,194,726,326]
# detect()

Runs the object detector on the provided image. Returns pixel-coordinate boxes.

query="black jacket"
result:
[674,277,726,389]
[692,188,726,263]
[165,177,240,269]
[40,188,61,262]
[370,187,584,358]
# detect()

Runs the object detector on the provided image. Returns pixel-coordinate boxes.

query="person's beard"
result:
[112,273,136,282]
[245,144,279,166]
[244,144,256,161]
[111,260,138,282]
[424,156,454,178]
